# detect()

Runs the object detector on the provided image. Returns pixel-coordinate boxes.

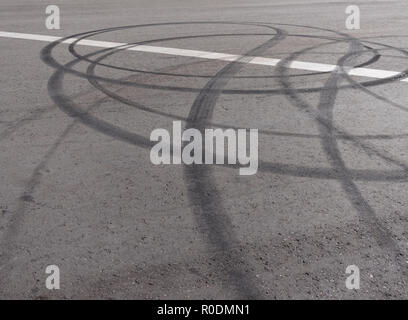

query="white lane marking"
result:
[1,30,407,82]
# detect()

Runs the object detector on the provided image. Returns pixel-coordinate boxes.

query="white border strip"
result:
[1,30,407,82]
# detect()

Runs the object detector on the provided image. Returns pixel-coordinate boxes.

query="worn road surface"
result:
[0,0,408,299]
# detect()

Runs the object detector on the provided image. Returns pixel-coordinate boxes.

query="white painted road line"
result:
[1,30,407,82]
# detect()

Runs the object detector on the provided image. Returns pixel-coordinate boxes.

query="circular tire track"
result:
[36,21,408,297]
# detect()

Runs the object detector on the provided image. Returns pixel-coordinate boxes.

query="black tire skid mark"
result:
[66,24,408,165]
[0,103,104,294]
[42,23,406,95]
[0,85,124,294]
[40,23,408,183]
[0,57,211,294]
[36,21,408,298]
[39,22,285,299]
[44,24,408,98]
[319,39,403,251]
[0,106,54,142]
[70,32,291,80]
[0,85,115,143]
[83,34,408,141]
[256,161,407,181]
[182,25,287,299]
[63,24,408,147]
[322,40,408,284]
[340,41,408,114]
[277,34,408,282]
[272,35,408,176]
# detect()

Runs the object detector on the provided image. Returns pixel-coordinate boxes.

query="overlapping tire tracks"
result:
[1,21,408,298]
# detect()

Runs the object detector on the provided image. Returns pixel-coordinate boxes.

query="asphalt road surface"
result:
[1,0,408,299]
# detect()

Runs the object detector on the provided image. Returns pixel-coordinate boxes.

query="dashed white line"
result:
[0,30,407,82]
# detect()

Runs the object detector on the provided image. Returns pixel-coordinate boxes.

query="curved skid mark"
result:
[32,21,408,297]
[276,32,408,281]
[40,23,408,181]
[182,25,287,299]
[0,58,214,289]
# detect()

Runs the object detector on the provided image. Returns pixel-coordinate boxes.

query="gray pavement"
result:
[0,0,408,299]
